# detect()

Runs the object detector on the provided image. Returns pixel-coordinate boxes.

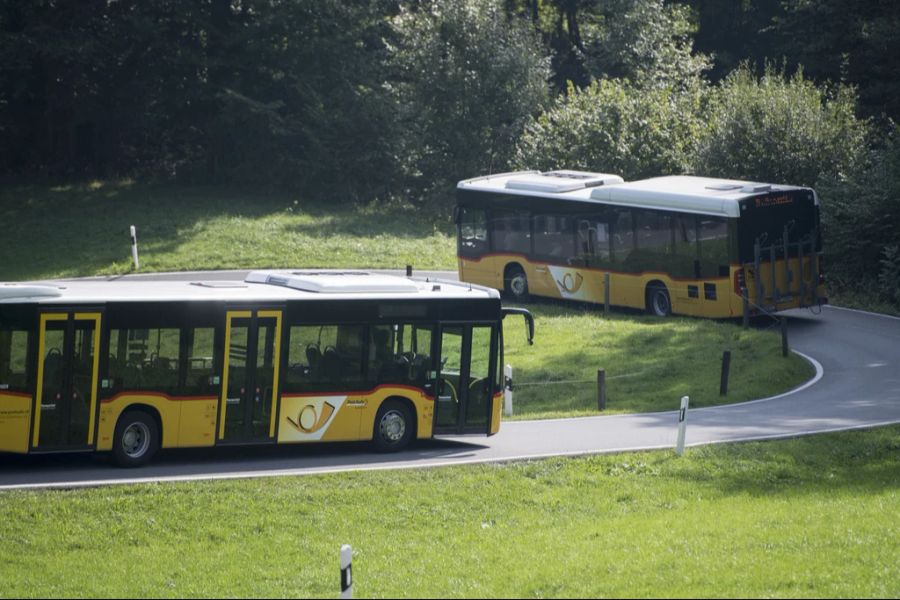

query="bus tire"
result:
[112,410,160,468]
[504,265,529,301]
[646,283,672,317]
[372,399,414,453]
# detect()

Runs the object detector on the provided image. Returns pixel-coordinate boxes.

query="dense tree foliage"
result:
[390,0,549,200]
[514,78,706,179]
[695,65,867,188]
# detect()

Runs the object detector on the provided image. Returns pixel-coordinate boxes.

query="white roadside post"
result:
[676,395,690,456]
[340,544,353,599]
[503,364,513,417]
[130,225,140,270]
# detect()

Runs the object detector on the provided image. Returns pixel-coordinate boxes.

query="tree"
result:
[391,0,549,201]
[513,78,707,180]
[695,65,867,188]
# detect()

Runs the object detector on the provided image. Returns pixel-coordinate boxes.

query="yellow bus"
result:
[456,170,827,318]
[0,271,533,466]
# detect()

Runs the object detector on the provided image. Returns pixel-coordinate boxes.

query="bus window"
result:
[490,210,530,254]
[0,329,28,390]
[286,325,365,390]
[108,327,180,393]
[611,209,636,266]
[577,215,612,266]
[534,214,575,262]
[671,215,700,278]
[368,324,433,386]
[459,208,488,256]
[698,218,731,277]
[185,327,216,395]
[466,326,492,427]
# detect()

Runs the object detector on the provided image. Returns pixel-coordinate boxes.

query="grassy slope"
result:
[504,303,813,417]
[0,426,897,598]
[0,181,456,280]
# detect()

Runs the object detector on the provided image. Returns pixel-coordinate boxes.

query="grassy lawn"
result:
[0,426,897,598]
[503,302,814,418]
[0,181,457,280]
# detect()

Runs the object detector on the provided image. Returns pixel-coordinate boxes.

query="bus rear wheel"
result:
[504,266,529,301]
[112,410,160,468]
[646,283,672,317]
[372,399,414,453]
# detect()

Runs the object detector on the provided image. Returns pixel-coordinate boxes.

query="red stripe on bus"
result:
[282,384,434,400]
[459,253,733,283]
[101,392,218,404]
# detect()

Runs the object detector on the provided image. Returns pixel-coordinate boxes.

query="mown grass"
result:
[1,426,897,598]
[503,302,814,418]
[0,181,456,280]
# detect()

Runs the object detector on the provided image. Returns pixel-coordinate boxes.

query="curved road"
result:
[1,271,898,490]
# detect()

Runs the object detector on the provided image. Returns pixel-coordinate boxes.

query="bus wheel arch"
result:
[372,396,416,453]
[504,263,529,301]
[112,405,162,468]
[645,281,672,317]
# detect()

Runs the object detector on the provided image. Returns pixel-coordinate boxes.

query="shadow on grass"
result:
[0,181,453,281]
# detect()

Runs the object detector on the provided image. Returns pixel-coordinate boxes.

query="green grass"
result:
[1,426,897,598]
[0,181,457,280]
[503,302,814,418]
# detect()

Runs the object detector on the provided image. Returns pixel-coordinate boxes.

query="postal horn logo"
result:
[287,401,336,433]
[557,271,584,294]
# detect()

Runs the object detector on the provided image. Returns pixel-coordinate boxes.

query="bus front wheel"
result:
[646,283,672,317]
[373,399,414,453]
[505,266,529,301]
[112,410,160,468]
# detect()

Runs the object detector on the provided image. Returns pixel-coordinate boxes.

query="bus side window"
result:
[490,210,530,254]
[699,218,731,277]
[612,209,635,265]
[368,324,432,386]
[285,325,365,391]
[459,208,488,256]
[185,327,216,394]
[0,329,28,390]
[534,214,576,262]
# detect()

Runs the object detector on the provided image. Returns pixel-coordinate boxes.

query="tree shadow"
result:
[0,181,453,281]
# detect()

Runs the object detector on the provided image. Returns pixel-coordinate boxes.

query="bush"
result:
[695,64,868,188]
[818,124,900,308]
[513,78,707,180]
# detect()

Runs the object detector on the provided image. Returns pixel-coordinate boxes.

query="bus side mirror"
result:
[453,206,461,225]
[502,307,534,346]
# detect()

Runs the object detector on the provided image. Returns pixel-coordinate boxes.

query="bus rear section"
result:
[734,188,827,315]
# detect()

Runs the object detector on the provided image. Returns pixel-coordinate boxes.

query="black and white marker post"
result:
[340,544,353,599]
[130,225,140,270]
[675,395,690,456]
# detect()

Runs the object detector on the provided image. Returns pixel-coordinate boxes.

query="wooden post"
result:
[720,351,731,396]
[742,287,750,330]
[597,369,606,411]
[781,317,789,357]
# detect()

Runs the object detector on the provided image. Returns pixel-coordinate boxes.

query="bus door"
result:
[32,311,101,451]
[219,309,283,443]
[433,324,497,435]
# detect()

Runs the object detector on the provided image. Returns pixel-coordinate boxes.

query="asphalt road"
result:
[2,270,898,490]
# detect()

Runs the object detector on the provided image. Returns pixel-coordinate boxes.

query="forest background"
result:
[1,0,898,308]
